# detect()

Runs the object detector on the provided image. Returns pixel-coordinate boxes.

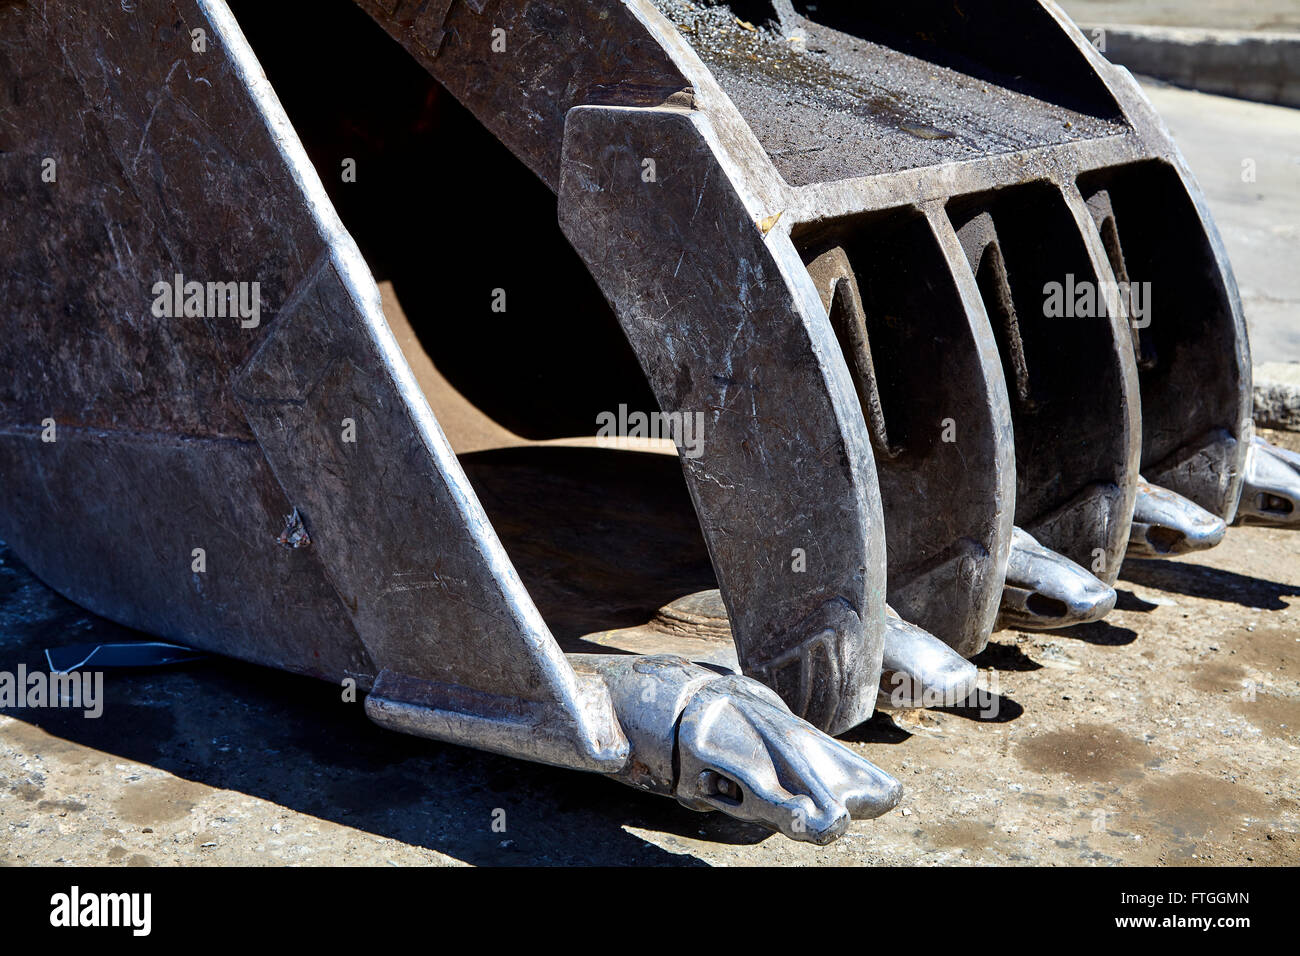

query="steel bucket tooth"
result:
[878,614,979,711]
[997,528,1117,631]
[1128,478,1228,556]
[574,655,901,844]
[1236,437,1300,527]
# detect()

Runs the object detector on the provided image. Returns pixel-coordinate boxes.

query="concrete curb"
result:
[1254,362,1300,431]
[1083,24,1300,108]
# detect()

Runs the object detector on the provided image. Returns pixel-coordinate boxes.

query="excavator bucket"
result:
[0,0,910,844]
[0,0,1286,845]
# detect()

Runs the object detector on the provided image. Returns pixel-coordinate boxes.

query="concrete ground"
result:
[1062,0,1300,33]
[1138,82,1300,360]
[1058,2,1300,365]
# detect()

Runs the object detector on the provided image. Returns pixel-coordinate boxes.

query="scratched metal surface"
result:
[0,0,629,772]
[0,0,359,673]
[559,104,888,735]
[799,211,1016,657]
[0,0,1272,845]
[350,0,692,191]
[951,188,1142,585]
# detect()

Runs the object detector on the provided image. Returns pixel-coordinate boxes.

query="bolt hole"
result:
[700,770,744,807]
[1144,526,1185,554]
[1258,493,1294,516]
[1025,593,1068,620]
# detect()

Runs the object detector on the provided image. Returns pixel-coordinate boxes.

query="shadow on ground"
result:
[0,543,762,866]
[1121,558,1300,610]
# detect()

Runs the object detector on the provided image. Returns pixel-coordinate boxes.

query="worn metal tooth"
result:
[1127,477,1228,557]
[677,676,903,842]
[877,612,979,711]
[997,528,1117,631]
[1235,437,1300,527]
[580,655,902,844]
